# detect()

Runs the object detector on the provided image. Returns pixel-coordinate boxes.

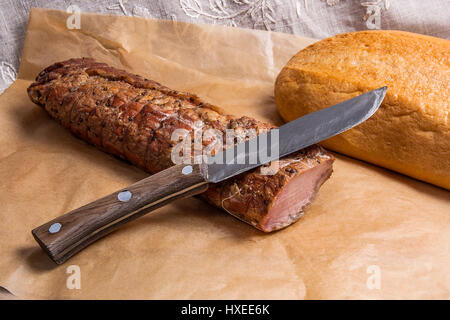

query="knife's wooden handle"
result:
[32,164,209,264]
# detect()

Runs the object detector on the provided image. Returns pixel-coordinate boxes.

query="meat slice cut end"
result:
[260,160,333,232]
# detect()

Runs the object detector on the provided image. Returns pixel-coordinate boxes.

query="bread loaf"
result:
[275,30,450,189]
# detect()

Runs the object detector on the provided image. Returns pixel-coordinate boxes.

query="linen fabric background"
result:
[0,0,449,93]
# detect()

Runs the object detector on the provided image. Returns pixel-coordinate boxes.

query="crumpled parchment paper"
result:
[0,8,448,299]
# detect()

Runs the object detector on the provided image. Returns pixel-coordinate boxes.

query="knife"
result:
[32,87,387,264]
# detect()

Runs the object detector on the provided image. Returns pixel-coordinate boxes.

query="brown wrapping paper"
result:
[0,8,449,299]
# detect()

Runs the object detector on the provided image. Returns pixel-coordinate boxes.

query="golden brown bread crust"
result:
[28,58,335,232]
[275,30,450,189]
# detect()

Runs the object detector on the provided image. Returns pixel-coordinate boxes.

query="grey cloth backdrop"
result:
[0,0,449,93]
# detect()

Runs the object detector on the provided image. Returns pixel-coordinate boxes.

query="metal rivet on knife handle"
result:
[118,190,132,202]
[182,165,193,175]
[49,223,62,234]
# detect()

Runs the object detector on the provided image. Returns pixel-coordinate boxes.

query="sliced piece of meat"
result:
[203,147,333,231]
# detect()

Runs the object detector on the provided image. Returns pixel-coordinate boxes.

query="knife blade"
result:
[32,87,386,264]
[207,86,387,182]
